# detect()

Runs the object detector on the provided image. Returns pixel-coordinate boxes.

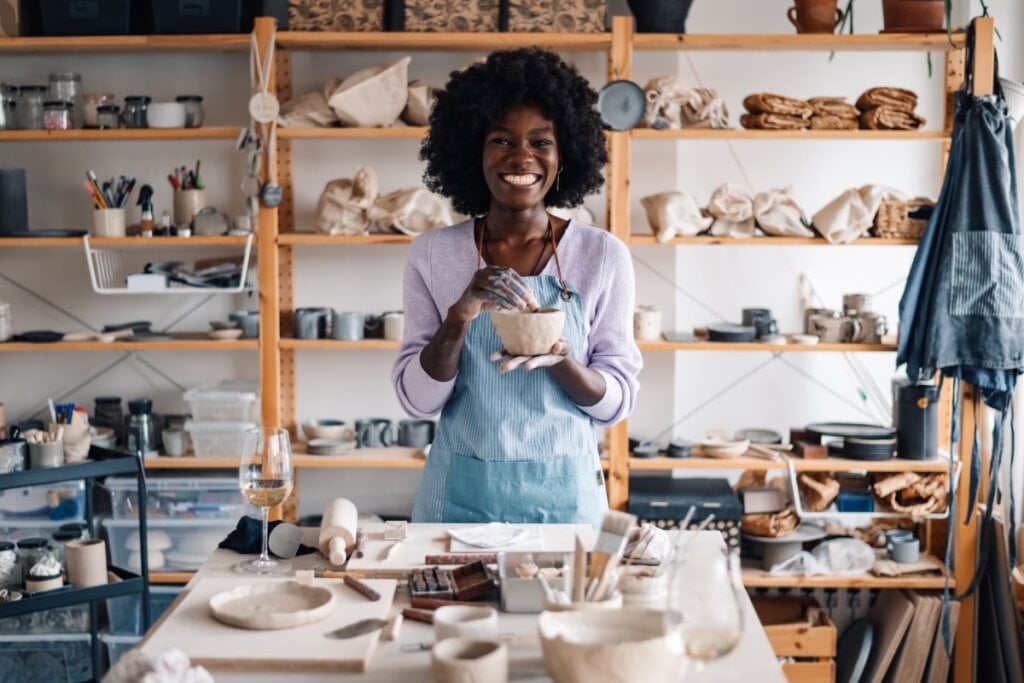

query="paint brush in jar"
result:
[585,510,636,601]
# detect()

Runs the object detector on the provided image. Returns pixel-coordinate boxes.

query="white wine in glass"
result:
[235,427,294,575]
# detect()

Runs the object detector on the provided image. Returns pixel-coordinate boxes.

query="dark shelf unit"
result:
[0,447,151,681]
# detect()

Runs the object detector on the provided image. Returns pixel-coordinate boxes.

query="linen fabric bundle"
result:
[856,86,919,112]
[812,184,908,243]
[706,182,755,237]
[742,506,800,537]
[742,93,813,119]
[316,166,379,235]
[326,57,411,127]
[368,187,455,236]
[808,96,859,119]
[277,90,338,128]
[639,191,712,242]
[860,106,926,130]
[643,76,730,130]
[740,112,809,130]
[753,187,814,237]
[798,472,840,512]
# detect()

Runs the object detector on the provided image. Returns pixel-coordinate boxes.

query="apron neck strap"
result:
[475,216,573,302]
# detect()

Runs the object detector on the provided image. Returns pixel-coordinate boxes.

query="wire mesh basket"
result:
[83,235,256,295]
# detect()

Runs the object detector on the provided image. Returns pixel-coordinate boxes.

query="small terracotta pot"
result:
[882,0,945,32]
[787,0,843,34]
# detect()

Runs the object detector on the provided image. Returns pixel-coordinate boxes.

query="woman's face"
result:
[482,103,560,213]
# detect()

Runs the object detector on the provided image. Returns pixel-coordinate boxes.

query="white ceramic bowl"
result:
[491,307,565,356]
[147,102,187,128]
[302,420,355,441]
[538,608,680,683]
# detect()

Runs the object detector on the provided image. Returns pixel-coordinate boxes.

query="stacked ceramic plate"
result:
[706,323,757,343]
[806,422,898,461]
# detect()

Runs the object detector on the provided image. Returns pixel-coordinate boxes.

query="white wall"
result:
[1,0,1020,518]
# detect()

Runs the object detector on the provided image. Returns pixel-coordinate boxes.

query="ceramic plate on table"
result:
[209,580,336,630]
[597,80,647,131]
[805,422,896,440]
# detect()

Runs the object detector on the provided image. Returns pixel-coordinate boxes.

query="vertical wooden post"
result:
[941,47,965,177]
[953,384,978,683]
[605,15,633,512]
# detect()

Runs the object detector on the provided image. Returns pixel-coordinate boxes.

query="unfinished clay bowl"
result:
[538,608,680,683]
[209,580,335,630]
[491,307,565,356]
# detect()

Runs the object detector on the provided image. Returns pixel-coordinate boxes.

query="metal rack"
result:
[0,448,151,680]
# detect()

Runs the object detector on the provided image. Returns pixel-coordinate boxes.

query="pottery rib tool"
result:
[586,511,636,600]
[318,499,358,566]
[324,618,388,640]
[572,535,587,602]
[380,539,403,561]
[342,574,381,601]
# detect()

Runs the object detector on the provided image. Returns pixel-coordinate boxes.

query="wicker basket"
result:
[873,198,932,239]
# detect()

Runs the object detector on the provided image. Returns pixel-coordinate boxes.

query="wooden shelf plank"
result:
[293,449,426,469]
[276,31,613,51]
[0,34,250,54]
[633,32,965,52]
[149,572,196,584]
[637,340,897,352]
[279,127,427,140]
[742,555,952,589]
[629,234,919,246]
[632,128,950,140]
[0,128,241,141]
[278,233,413,245]
[0,335,258,352]
[280,338,400,350]
[145,457,241,470]
[629,455,954,473]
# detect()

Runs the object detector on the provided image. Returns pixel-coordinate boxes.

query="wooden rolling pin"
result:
[318,498,358,566]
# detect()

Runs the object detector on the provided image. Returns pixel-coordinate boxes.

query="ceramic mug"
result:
[383,311,404,341]
[433,605,499,641]
[162,428,189,457]
[356,418,393,448]
[332,311,365,341]
[742,307,778,339]
[65,538,107,588]
[804,307,838,335]
[92,207,126,237]
[842,292,873,316]
[840,315,865,343]
[173,188,207,227]
[364,314,384,339]
[431,638,508,683]
[294,307,330,340]
[397,419,435,448]
[887,536,920,563]
[633,305,662,341]
[809,313,845,343]
[230,310,260,339]
[857,312,888,344]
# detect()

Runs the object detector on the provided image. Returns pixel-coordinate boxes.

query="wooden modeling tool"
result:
[342,574,381,601]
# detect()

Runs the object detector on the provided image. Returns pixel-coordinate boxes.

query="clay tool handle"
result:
[410,597,484,610]
[383,613,403,641]
[402,607,434,625]
[354,531,367,559]
[342,574,381,601]
[425,553,498,565]
[380,539,403,561]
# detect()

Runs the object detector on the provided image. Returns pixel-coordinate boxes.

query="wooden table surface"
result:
[138,524,786,682]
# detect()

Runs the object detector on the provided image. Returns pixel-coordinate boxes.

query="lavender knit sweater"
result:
[391,218,642,426]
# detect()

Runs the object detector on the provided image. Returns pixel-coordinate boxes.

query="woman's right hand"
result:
[450,265,540,323]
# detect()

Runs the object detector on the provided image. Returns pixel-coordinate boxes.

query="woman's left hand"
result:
[489,339,570,373]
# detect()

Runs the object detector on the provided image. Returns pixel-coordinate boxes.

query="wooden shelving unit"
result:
[631,32,965,52]
[0,127,241,141]
[0,337,258,352]
[629,234,920,246]
[278,127,426,140]
[277,233,413,245]
[629,455,953,473]
[742,556,953,589]
[632,128,950,140]
[0,34,249,53]
[275,31,612,52]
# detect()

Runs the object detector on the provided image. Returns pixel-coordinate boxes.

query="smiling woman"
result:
[391,48,642,526]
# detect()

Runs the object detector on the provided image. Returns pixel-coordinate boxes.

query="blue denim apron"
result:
[411,275,608,527]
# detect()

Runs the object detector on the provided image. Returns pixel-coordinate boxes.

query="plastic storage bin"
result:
[150,0,242,34]
[0,518,80,543]
[103,518,235,572]
[106,585,182,636]
[39,0,132,36]
[183,386,259,422]
[102,631,142,669]
[0,480,85,521]
[0,603,90,634]
[0,633,92,681]
[104,476,248,520]
[184,421,256,458]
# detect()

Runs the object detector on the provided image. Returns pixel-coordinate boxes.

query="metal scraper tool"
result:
[324,618,389,639]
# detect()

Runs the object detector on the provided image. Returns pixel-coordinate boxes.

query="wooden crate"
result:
[782,661,836,683]
[752,596,836,683]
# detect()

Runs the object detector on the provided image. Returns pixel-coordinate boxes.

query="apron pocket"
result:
[950,232,1024,318]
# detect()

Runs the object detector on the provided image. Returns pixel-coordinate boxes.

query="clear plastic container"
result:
[17,85,47,129]
[0,634,92,680]
[0,480,85,521]
[0,603,90,634]
[102,631,142,668]
[103,518,236,572]
[183,421,256,458]
[106,585,181,635]
[183,387,259,422]
[104,476,248,520]
[48,72,82,128]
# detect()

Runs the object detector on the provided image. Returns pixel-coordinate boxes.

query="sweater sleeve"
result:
[391,234,456,417]
[577,234,642,426]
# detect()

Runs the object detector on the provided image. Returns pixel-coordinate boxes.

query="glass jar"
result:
[127,398,155,456]
[42,100,73,130]
[0,541,18,589]
[16,85,47,129]
[82,93,114,128]
[0,84,16,131]
[122,95,151,129]
[48,72,83,128]
[175,95,204,128]
[50,529,83,565]
[96,104,120,130]
[0,301,11,342]
[94,396,123,428]
[16,537,53,580]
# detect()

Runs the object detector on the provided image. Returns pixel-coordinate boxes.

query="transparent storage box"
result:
[103,518,236,572]
[183,385,259,422]
[0,633,92,681]
[0,518,82,543]
[0,603,90,634]
[104,476,249,520]
[102,631,142,670]
[106,585,182,636]
[0,480,86,521]
[184,421,256,458]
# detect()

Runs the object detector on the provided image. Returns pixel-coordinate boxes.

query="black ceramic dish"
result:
[664,440,693,458]
[805,421,897,440]
[632,443,660,459]
[707,323,758,342]
[828,437,897,461]
[13,330,64,343]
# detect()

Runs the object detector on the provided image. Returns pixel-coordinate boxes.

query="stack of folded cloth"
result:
[856,86,926,130]
[808,96,859,130]
[741,93,813,130]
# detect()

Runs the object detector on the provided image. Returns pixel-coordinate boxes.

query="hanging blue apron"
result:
[411,275,608,527]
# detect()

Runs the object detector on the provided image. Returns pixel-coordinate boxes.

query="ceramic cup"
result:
[842,293,873,316]
[356,418,393,448]
[804,307,838,335]
[433,605,499,641]
[229,310,260,339]
[857,311,888,344]
[92,207,126,237]
[162,428,189,457]
[25,572,64,593]
[363,314,385,339]
[383,311,405,341]
[633,305,662,341]
[294,307,330,340]
[332,311,365,341]
[887,536,920,563]
[431,638,508,683]
[397,419,435,448]
[810,313,861,344]
[65,538,108,588]
[29,440,63,469]
[173,188,207,227]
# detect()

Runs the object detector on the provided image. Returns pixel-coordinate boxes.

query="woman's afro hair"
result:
[420,47,607,217]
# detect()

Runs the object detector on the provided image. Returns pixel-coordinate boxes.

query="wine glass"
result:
[663,544,745,680]
[236,427,294,575]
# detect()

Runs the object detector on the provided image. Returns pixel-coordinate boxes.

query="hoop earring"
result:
[555,166,563,192]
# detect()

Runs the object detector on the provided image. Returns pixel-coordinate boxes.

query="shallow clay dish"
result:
[209,580,336,630]
[209,320,240,330]
[700,438,751,458]
[209,329,244,341]
[302,419,356,441]
[491,307,565,356]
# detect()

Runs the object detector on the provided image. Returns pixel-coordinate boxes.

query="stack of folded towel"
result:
[740,93,813,129]
[808,96,859,130]
[856,86,926,130]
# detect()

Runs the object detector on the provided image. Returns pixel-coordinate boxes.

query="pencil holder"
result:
[173,189,207,227]
[92,207,126,238]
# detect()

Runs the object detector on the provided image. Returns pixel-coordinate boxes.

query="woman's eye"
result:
[488,137,511,146]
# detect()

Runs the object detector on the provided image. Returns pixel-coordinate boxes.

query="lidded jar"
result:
[16,85,47,129]
[48,72,83,128]
[42,100,73,130]
[83,93,114,128]
[122,95,151,129]
[175,95,204,128]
